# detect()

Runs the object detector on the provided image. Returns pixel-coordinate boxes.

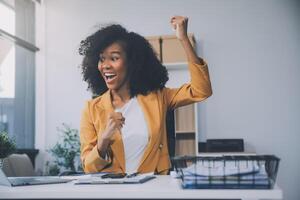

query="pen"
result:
[126,172,139,178]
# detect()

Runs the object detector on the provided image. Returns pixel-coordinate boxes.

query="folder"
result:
[74,173,156,184]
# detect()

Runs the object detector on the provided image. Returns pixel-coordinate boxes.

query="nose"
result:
[98,62,111,71]
[103,65,111,70]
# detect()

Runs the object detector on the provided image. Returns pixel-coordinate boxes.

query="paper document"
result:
[74,173,156,184]
[183,160,264,176]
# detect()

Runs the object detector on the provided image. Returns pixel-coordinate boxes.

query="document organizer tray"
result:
[172,155,280,189]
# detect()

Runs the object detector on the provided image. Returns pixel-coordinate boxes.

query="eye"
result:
[111,56,119,61]
[99,56,105,63]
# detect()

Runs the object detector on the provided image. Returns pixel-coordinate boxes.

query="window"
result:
[0,1,15,98]
[0,0,38,148]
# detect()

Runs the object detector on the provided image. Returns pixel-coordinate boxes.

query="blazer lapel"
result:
[97,91,126,172]
[137,93,162,169]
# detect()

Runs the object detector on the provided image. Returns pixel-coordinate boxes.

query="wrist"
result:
[99,136,110,148]
[97,138,110,158]
[101,129,112,141]
[97,133,110,150]
[180,36,190,44]
[177,34,187,40]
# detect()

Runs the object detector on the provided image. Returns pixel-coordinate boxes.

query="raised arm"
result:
[164,16,212,109]
[170,16,205,65]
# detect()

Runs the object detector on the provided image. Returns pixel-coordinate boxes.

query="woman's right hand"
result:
[102,112,125,140]
[97,112,125,158]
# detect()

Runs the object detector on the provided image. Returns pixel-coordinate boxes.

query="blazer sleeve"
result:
[163,60,212,110]
[80,101,111,173]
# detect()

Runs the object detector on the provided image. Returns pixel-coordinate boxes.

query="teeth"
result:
[104,73,116,76]
[104,72,116,80]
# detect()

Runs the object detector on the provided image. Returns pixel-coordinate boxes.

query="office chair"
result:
[166,109,176,171]
[2,154,36,177]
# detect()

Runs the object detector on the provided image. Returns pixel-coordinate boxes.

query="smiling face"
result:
[98,42,129,93]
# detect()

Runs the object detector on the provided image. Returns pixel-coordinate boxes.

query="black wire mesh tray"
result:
[172,155,280,189]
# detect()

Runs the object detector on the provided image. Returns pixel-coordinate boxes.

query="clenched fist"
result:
[170,16,189,41]
[97,112,125,158]
[102,112,125,140]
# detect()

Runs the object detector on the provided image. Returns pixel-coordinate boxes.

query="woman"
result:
[79,16,212,175]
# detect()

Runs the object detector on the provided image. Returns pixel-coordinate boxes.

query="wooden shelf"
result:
[145,34,195,63]
[175,104,195,132]
[164,62,188,70]
[176,132,195,140]
[174,104,197,156]
[175,137,196,156]
[175,130,195,134]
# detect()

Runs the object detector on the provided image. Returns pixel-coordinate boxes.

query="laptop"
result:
[0,169,71,187]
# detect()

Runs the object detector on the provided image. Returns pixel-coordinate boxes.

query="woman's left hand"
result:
[170,16,189,41]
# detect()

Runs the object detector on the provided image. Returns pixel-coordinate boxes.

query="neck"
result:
[110,87,131,108]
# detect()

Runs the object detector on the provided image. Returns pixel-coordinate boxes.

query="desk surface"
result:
[0,175,282,200]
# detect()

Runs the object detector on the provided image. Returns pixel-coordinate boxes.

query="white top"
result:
[115,97,148,174]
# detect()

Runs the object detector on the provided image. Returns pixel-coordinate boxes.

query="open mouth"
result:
[104,72,117,81]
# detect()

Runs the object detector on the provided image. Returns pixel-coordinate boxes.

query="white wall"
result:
[36,0,300,199]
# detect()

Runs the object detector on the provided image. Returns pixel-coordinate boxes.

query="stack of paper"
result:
[180,160,270,189]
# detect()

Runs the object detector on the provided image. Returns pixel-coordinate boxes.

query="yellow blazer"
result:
[80,61,212,174]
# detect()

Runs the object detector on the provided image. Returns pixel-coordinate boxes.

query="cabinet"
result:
[174,104,198,156]
[146,34,198,156]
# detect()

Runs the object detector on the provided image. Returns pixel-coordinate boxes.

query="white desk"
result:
[0,175,282,200]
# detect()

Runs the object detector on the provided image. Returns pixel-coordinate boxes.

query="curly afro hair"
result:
[79,24,169,97]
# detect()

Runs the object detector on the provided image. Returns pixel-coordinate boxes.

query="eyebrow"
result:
[110,51,121,54]
[100,51,121,57]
